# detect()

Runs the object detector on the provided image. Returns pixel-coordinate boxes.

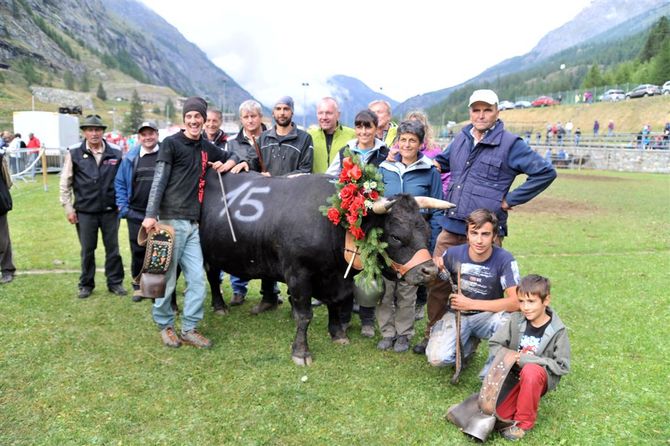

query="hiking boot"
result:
[132,288,143,302]
[360,324,375,338]
[394,335,410,353]
[414,305,425,321]
[413,337,428,354]
[377,337,395,350]
[78,287,93,299]
[250,301,278,315]
[230,293,246,306]
[108,284,128,296]
[160,327,181,348]
[0,272,14,284]
[180,329,212,349]
[501,425,526,441]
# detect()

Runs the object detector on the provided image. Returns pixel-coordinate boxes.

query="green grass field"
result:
[1,171,669,445]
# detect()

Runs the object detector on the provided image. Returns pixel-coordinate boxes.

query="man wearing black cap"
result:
[251,96,314,315]
[60,114,126,299]
[142,96,239,349]
[115,121,161,301]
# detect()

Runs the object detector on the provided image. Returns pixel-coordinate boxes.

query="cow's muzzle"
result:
[391,249,437,284]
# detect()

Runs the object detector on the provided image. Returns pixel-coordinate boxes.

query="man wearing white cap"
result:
[414,89,556,356]
[115,121,161,301]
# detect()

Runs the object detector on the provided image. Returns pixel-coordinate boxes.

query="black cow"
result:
[200,171,450,365]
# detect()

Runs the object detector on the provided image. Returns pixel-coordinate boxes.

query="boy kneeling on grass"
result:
[489,274,571,441]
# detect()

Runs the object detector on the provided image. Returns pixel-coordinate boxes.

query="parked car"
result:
[600,89,626,102]
[625,84,661,99]
[662,81,670,95]
[531,96,558,107]
[498,100,515,110]
[514,100,532,109]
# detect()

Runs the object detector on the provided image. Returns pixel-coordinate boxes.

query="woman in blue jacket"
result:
[376,120,443,353]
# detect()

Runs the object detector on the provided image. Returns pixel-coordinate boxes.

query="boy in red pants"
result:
[489,274,571,440]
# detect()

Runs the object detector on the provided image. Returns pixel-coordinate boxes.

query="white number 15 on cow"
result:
[218,181,270,222]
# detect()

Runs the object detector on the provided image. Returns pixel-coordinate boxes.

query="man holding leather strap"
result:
[425,209,520,378]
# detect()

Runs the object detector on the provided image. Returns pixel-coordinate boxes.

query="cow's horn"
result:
[371,199,396,214]
[414,196,456,209]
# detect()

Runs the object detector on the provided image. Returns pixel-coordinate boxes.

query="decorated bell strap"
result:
[138,224,175,275]
[478,347,520,417]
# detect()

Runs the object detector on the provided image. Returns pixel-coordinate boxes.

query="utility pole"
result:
[301,82,309,128]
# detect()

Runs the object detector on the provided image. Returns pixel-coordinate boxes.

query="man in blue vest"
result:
[414,89,556,355]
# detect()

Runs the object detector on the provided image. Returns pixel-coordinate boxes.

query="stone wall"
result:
[30,87,94,110]
[560,146,670,173]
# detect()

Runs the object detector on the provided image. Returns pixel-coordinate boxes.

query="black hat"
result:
[137,121,158,133]
[80,114,107,130]
[182,96,208,120]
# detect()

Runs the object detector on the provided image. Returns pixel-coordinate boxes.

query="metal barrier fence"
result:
[5,147,66,181]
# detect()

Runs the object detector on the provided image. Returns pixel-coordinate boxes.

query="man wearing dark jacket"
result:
[115,121,161,301]
[251,96,313,315]
[60,114,125,299]
[203,108,229,150]
[258,96,313,177]
[414,89,557,355]
[142,97,238,349]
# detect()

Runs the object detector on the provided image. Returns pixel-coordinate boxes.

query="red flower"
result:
[342,157,354,170]
[348,164,362,180]
[346,211,359,226]
[350,226,365,240]
[339,183,357,203]
[350,194,365,212]
[368,190,379,201]
[327,207,341,225]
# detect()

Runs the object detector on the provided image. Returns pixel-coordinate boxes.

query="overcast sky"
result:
[141,0,592,108]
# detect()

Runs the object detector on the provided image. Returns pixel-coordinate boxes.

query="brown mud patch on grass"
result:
[558,172,629,182]
[514,196,595,215]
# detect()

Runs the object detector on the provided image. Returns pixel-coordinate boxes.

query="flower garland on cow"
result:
[320,151,391,293]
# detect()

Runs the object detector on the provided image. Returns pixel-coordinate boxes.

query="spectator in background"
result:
[369,100,397,147]
[0,148,15,284]
[309,97,355,173]
[607,120,615,137]
[8,133,24,175]
[565,120,573,137]
[544,147,553,163]
[575,127,582,146]
[556,122,565,146]
[593,120,600,136]
[115,121,161,302]
[574,93,581,104]
[59,115,126,299]
[26,132,41,179]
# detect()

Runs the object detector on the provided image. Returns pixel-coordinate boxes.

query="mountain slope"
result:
[395,0,669,116]
[0,0,255,114]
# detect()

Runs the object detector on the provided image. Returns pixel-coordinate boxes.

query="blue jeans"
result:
[219,272,249,295]
[152,220,206,333]
[426,311,510,378]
